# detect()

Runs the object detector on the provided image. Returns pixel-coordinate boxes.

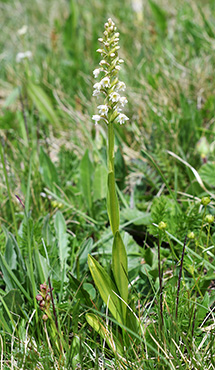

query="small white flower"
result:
[115,65,121,71]
[119,59,124,63]
[93,82,101,90]
[110,53,115,57]
[97,104,109,116]
[109,92,120,102]
[100,76,110,88]
[93,89,100,97]
[17,25,28,36]
[119,97,128,107]
[117,113,129,124]
[16,51,32,63]
[96,49,103,53]
[93,68,101,78]
[116,81,126,91]
[92,114,102,124]
[98,38,103,42]
[99,60,108,66]
[115,32,120,37]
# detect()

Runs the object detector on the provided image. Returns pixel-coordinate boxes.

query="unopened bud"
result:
[158,221,167,230]
[201,197,210,206]
[205,215,214,224]
[42,314,49,321]
[46,294,51,302]
[188,231,195,239]
[36,294,43,302]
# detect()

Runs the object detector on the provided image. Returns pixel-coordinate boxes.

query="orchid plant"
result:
[87,18,136,355]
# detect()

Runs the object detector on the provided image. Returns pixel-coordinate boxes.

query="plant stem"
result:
[175,235,187,319]
[107,121,119,235]
[108,121,114,173]
[0,138,18,240]
[158,235,164,327]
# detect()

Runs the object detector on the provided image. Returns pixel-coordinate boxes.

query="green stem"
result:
[107,122,119,235]
[108,121,115,173]
[0,139,18,240]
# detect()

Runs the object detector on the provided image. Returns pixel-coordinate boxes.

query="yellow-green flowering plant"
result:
[87,19,137,355]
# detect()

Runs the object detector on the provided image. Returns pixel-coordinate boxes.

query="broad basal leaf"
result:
[88,255,123,324]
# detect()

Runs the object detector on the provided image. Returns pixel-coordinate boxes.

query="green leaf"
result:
[88,255,123,324]
[83,283,96,300]
[27,82,60,127]
[112,231,128,322]
[80,149,93,213]
[54,211,69,270]
[86,313,124,356]
[4,233,17,270]
[199,162,215,187]
[93,163,107,201]
[68,273,92,306]
[107,172,120,235]
[121,208,151,226]
[0,253,32,302]
[2,289,24,317]
[39,147,59,194]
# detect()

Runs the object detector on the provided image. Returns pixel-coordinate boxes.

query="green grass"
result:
[1,0,215,369]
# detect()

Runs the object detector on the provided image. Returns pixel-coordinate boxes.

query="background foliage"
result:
[0,0,215,369]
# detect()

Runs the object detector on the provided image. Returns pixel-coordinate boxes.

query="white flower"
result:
[99,60,108,66]
[96,49,103,53]
[109,92,120,102]
[16,51,32,63]
[92,115,102,124]
[119,97,128,107]
[100,76,110,88]
[93,82,101,89]
[117,113,129,124]
[93,90,100,97]
[116,81,126,91]
[115,65,121,71]
[93,82,101,97]
[97,104,109,116]
[110,53,115,58]
[17,25,28,36]
[93,69,101,78]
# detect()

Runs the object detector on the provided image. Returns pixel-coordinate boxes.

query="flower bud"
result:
[36,294,43,302]
[39,300,46,308]
[158,221,167,230]
[42,314,49,321]
[205,215,214,224]
[201,197,210,206]
[188,231,195,239]
[46,294,51,302]
[40,283,48,291]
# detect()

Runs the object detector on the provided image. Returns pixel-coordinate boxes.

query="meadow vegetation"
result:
[0,0,215,369]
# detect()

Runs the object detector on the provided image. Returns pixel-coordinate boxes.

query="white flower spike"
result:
[92,18,129,125]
